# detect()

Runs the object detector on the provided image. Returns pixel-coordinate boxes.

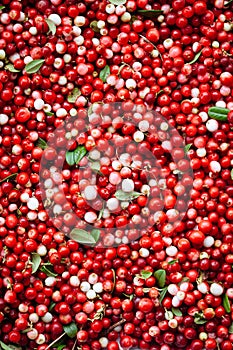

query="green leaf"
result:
[45,111,54,116]
[137,9,163,18]
[90,20,100,33]
[31,253,41,274]
[25,59,45,74]
[122,293,134,300]
[45,18,56,35]
[65,145,87,166]
[0,342,22,350]
[99,65,110,82]
[229,323,233,334]
[180,277,190,284]
[0,173,17,183]
[57,346,66,350]
[159,286,168,304]
[70,228,96,245]
[63,322,78,338]
[91,162,101,173]
[154,269,166,288]
[225,0,233,6]
[49,302,56,312]
[194,317,207,324]
[0,6,5,10]
[21,327,32,334]
[40,265,57,277]
[231,169,233,180]
[140,270,153,279]
[67,88,81,103]
[97,206,104,220]
[36,137,47,150]
[5,64,20,73]
[187,50,203,65]
[90,229,100,243]
[223,294,231,313]
[168,259,178,265]
[208,106,229,121]
[172,307,182,316]
[184,144,192,153]
[115,190,141,201]
[109,0,126,4]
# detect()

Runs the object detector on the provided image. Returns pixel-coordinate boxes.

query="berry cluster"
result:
[0,0,232,350]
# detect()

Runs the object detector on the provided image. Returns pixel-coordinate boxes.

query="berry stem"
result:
[108,318,126,332]
[45,332,66,350]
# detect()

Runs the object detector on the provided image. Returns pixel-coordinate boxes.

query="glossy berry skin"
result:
[0,1,233,350]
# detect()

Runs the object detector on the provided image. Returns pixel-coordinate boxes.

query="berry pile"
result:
[0,0,233,350]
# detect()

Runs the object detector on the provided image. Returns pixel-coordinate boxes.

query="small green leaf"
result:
[231,169,233,180]
[40,265,57,277]
[223,294,231,313]
[122,293,134,300]
[0,6,5,10]
[31,253,41,274]
[66,145,87,166]
[70,228,96,245]
[67,88,81,103]
[97,206,104,220]
[180,277,190,284]
[187,50,203,65]
[45,18,56,35]
[21,327,32,334]
[154,269,166,288]
[63,322,78,338]
[36,137,47,150]
[172,307,182,316]
[159,286,168,304]
[140,270,153,279]
[194,312,207,324]
[168,259,178,265]
[225,0,233,6]
[49,302,56,312]
[194,317,207,324]
[90,229,100,243]
[90,20,100,32]
[229,323,233,334]
[57,346,66,350]
[184,144,192,153]
[17,209,22,217]
[99,65,110,82]
[91,161,101,173]
[5,64,20,73]
[0,173,17,183]
[115,190,141,201]
[0,342,22,350]
[109,0,126,4]
[208,106,229,121]
[45,111,54,116]
[25,59,45,74]
[137,9,163,18]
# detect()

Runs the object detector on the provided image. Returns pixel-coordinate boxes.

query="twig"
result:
[139,34,163,60]
[108,318,126,332]
[72,339,78,350]
[45,332,66,350]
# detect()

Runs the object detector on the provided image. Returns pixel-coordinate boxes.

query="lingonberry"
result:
[0,1,232,349]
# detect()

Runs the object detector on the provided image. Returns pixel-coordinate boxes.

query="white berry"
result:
[122,178,134,192]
